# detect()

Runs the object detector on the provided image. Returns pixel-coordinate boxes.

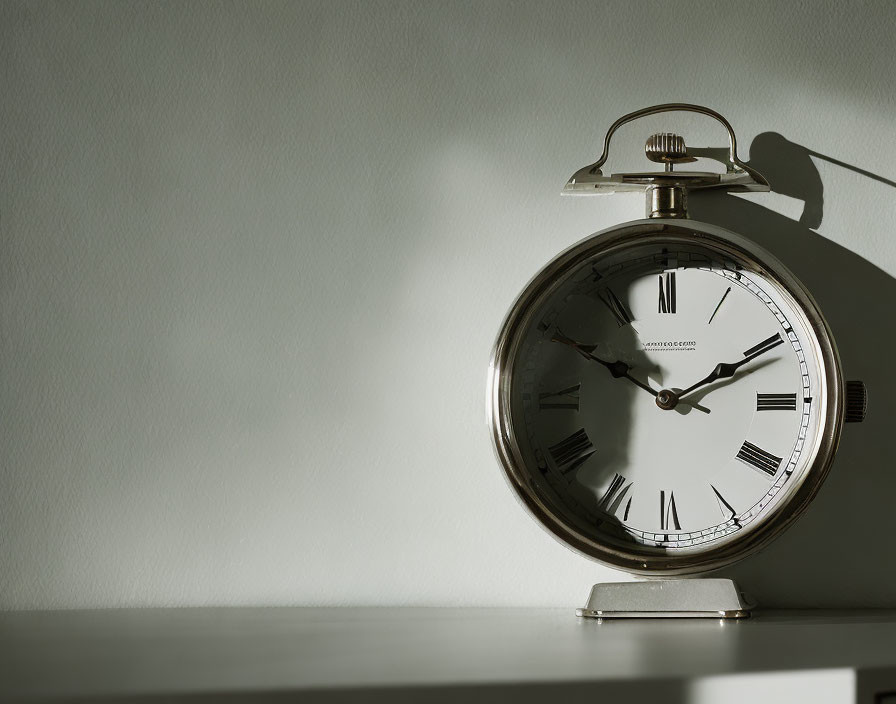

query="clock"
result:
[487,105,866,615]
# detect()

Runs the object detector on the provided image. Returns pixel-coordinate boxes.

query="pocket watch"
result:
[487,105,866,609]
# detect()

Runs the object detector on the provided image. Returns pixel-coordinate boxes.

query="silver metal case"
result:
[487,218,844,576]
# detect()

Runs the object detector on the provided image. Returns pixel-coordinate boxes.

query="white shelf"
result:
[3,608,896,703]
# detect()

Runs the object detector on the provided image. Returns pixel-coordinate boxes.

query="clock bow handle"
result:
[564,103,769,195]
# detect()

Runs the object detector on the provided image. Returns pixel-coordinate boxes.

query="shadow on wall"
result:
[689,133,894,607]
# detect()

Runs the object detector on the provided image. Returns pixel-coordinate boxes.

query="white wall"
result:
[2,0,894,610]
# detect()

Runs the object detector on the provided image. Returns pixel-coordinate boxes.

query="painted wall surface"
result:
[2,0,895,609]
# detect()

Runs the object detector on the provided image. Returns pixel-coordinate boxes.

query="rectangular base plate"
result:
[576,578,755,619]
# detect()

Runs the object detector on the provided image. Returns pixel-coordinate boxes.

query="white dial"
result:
[491,222,841,573]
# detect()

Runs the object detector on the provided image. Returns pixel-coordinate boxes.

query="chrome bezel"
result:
[487,219,844,576]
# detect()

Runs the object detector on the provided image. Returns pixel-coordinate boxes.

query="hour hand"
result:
[550,330,658,398]
[677,332,785,400]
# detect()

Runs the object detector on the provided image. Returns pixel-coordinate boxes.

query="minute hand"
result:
[677,333,785,400]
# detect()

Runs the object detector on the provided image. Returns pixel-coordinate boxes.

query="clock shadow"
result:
[687,132,895,607]
[572,329,656,499]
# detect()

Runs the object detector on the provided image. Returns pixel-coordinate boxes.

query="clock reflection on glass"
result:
[487,105,866,617]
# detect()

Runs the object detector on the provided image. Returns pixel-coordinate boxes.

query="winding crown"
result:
[645,132,690,163]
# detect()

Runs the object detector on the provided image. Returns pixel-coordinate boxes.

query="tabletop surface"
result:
[3,607,896,703]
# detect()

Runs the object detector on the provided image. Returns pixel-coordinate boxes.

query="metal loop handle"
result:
[587,103,760,182]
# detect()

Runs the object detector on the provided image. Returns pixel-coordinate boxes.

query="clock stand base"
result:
[576,578,755,619]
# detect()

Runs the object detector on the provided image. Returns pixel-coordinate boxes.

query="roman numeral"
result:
[538,384,581,410]
[711,484,737,520]
[756,393,797,411]
[547,428,595,474]
[743,332,783,358]
[598,473,633,518]
[707,286,731,324]
[736,440,782,476]
[660,490,681,530]
[658,272,676,314]
[597,287,632,327]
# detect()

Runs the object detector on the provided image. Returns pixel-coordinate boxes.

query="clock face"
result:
[491,223,840,573]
